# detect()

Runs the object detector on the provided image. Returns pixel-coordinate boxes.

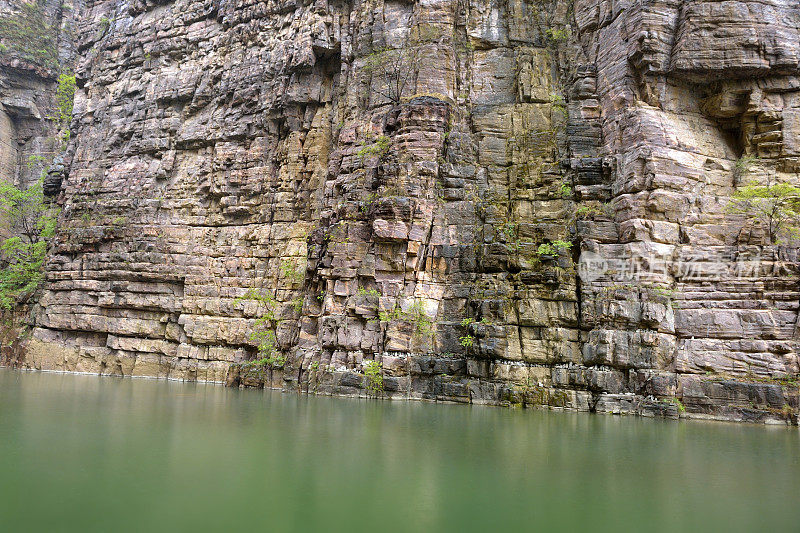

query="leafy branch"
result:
[726,182,800,245]
[0,179,58,310]
[235,289,284,367]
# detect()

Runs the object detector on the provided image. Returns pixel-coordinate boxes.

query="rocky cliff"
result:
[0,0,76,188]
[3,0,800,424]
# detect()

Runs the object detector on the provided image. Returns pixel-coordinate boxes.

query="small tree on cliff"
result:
[53,71,76,146]
[234,289,285,370]
[726,182,800,245]
[363,46,420,104]
[0,179,58,309]
[362,25,440,106]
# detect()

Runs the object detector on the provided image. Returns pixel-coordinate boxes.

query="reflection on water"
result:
[0,369,798,532]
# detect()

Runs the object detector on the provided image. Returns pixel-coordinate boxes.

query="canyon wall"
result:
[0,0,77,189]
[4,0,800,423]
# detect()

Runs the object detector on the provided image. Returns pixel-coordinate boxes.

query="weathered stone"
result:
[2,0,799,425]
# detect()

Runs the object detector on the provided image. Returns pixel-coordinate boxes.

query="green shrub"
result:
[378,301,434,338]
[364,360,384,396]
[726,182,800,244]
[280,259,305,283]
[54,72,76,144]
[545,28,568,42]
[357,287,380,298]
[498,221,518,242]
[0,180,58,309]
[406,301,433,336]
[356,135,391,159]
[662,397,685,414]
[244,353,285,370]
[575,203,613,220]
[235,289,281,360]
[26,155,47,169]
[378,306,403,323]
[536,240,572,257]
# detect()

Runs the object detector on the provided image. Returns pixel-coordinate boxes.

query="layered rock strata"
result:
[5,0,800,424]
[0,0,77,357]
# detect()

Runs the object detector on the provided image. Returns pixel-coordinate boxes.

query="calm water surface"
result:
[0,369,798,532]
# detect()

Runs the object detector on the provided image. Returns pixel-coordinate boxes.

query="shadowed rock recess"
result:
[3,0,800,424]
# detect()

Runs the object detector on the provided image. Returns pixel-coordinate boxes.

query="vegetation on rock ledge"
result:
[235,289,284,368]
[0,1,59,71]
[727,182,800,245]
[363,360,384,396]
[54,71,76,145]
[0,179,58,310]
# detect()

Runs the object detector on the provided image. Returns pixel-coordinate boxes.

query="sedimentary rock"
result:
[0,0,76,189]
[2,0,799,424]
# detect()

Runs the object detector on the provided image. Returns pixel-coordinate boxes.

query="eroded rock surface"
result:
[6,0,800,424]
[0,0,77,188]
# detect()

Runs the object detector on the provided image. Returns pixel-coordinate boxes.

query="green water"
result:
[0,369,798,532]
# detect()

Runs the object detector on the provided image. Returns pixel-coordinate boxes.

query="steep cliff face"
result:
[0,0,77,356]
[0,0,77,188]
[9,0,800,423]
